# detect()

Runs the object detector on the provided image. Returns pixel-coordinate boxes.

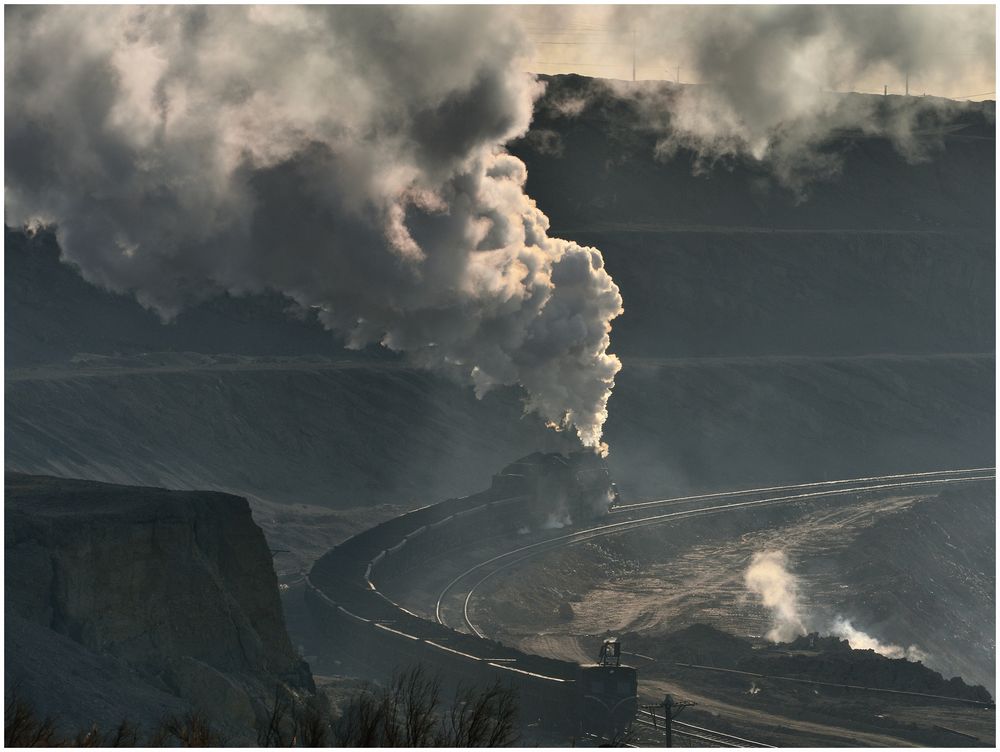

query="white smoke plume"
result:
[4,6,623,451]
[530,5,995,191]
[542,510,573,530]
[744,550,929,662]
[744,550,807,642]
[617,80,970,193]
[830,617,929,663]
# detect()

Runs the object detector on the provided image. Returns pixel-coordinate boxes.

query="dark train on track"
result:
[491,450,619,528]
[306,451,637,744]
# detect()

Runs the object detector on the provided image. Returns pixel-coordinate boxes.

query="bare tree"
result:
[258,686,293,747]
[4,690,60,747]
[74,720,141,747]
[5,669,514,747]
[4,689,140,748]
[334,665,519,747]
[442,680,519,747]
[156,711,223,747]
[257,684,331,747]
[293,701,330,747]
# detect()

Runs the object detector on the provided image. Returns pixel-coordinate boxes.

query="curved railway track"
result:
[311,465,994,746]
[422,467,994,745]
[435,468,994,639]
[611,466,996,514]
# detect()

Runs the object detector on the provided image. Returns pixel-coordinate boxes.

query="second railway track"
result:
[310,464,994,746]
[420,467,995,745]
[433,468,994,637]
[635,710,776,748]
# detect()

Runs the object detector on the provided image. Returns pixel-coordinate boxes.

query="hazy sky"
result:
[517,5,995,101]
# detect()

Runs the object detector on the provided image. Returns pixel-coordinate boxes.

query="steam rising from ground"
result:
[830,617,928,663]
[618,81,970,193]
[530,5,995,191]
[745,550,928,662]
[5,6,622,451]
[744,551,807,642]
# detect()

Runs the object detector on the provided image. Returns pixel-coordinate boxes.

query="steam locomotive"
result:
[491,450,620,527]
[308,450,637,743]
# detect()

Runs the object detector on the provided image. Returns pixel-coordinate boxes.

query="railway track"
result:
[420,467,994,745]
[316,465,993,746]
[434,468,995,637]
[611,467,994,514]
[670,661,995,707]
[634,710,776,748]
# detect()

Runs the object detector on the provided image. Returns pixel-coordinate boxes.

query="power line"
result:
[952,91,995,99]
[528,62,993,101]
[632,28,636,82]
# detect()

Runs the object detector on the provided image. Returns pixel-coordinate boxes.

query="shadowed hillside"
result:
[5,474,313,740]
[5,78,994,505]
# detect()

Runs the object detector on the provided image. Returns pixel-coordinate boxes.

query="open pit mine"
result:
[5,5,995,748]
[302,454,995,747]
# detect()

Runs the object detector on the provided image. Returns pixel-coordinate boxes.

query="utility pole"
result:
[676,64,680,84]
[642,694,695,747]
[884,84,888,96]
[632,28,636,82]
[905,72,909,96]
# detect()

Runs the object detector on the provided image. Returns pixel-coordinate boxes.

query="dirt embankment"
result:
[476,485,995,693]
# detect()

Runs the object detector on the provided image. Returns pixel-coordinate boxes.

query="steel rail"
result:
[637,710,775,747]
[317,470,993,749]
[348,468,996,747]
[677,723,773,747]
[612,466,994,513]
[440,473,994,635]
[634,716,744,747]
[671,662,995,707]
[433,471,992,747]
[675,728,743,747]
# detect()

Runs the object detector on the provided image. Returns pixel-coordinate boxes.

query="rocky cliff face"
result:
[5,473,313,739]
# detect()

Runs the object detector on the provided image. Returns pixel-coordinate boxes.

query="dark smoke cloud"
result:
[5,6,623,451]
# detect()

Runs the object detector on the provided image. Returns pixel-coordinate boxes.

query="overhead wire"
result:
[951,91,995,99]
